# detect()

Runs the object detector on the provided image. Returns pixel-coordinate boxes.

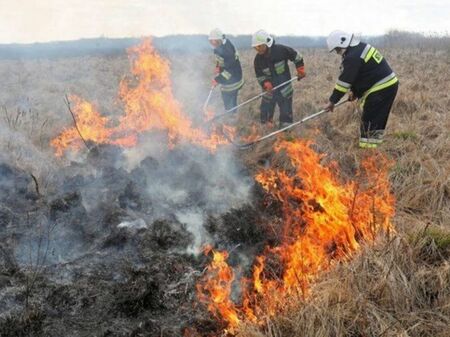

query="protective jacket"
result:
[214,39,244,92]
[329,42,398,105]
[254,43,304,98]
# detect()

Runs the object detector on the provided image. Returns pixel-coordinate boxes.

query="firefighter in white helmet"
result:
[208,28,244,112]
[324,30,399,148]
[252,29,305,128]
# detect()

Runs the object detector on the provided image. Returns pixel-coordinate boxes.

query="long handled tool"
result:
[202,86,215,113]
[206,76,299,124]
[230,99,349,149]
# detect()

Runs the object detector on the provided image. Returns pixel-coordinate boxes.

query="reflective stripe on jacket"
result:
[329,42,397,104]
[254,43,304,98]
[214,39,244,92]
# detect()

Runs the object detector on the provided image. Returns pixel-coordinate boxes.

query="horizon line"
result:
[1,30,449,46]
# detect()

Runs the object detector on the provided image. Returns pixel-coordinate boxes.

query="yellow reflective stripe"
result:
[335,83,349,93]
[359,142,378,149]
[369,76,398,94]
[360,75,398,107]
[364,47,376,63]
[360,135,384,148]
[280,83,293,97]
[221,78,244,92]
[221,70,232,80]
[274,61,285,74]
[215,55,224,67]
[360,137,383,144]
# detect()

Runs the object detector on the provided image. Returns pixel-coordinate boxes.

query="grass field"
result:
[0,41,449,336]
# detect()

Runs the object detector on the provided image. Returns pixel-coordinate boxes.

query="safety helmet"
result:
[208,28,225,41]
[251,30,274,48]
[326,30,360,52]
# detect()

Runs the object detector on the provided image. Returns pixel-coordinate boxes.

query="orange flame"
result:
[196,245,240,333]
[51,39,232,156]
[196,139,395,331]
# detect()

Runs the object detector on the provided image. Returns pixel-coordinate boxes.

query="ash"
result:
[0,142,271,337]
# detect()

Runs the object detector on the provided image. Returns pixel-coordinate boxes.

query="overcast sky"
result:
[1,0,449,43]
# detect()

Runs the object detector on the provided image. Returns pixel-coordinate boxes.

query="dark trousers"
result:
[221,90,239,112]
[260,93,293,124]
[361,82,399,138]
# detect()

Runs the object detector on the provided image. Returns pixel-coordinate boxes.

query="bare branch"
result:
[64,94,90,151]
[30,173,41,198]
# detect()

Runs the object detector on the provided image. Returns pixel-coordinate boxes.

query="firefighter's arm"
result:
[254,58,271,89]
[329,57,361,104]
[213,52,228,84]
[214,47,235,84]
[215,70,232,84]
[285,45,305,79]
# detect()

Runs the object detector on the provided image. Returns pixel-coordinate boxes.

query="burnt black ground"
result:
[0,145,275,337]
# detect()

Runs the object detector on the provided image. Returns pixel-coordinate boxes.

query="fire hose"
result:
[205,76,300,124]
[229,99,350,149]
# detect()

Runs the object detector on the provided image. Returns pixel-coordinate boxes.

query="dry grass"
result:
[0,44,449,336]
[218,48,450,337]
[237,232,450,337]
[181,47,450,336]
[215,48,450,228]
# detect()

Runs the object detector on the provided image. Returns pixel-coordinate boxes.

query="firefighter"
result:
[324,30,399,148]
[252,30,305,128]
[208,28,244,112]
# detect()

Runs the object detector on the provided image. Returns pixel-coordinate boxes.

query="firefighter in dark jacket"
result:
[252,30,305,127]
[209,28,244,112]
[324,30,399,148]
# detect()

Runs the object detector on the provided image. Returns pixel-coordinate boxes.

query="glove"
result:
[263,81,273,92]
[296,66,306,80]
[348,91,356,101]
[324,101,335,112]
[211,79,218,87]
[214,66,220,75]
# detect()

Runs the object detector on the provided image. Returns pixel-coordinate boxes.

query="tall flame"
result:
[196,139,395,332]
[51,39,232,156]
[196,245,240,333]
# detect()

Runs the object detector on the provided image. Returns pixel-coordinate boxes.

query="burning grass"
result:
[196,139,395,334]
[50,39,232,156]
[0,39,449,337]
[237,231,450,337]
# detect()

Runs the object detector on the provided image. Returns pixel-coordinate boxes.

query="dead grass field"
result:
[230,48,450,337]
[179,47,450,227]
[0,44,449,336]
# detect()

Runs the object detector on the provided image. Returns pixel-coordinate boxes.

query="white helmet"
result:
[326,30,360,52]
[208,28,225,41]
[252,30,274,48]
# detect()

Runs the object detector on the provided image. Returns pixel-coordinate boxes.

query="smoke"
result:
[1,40,253,280]
[122,138,252,254]
[111,45,253,254]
